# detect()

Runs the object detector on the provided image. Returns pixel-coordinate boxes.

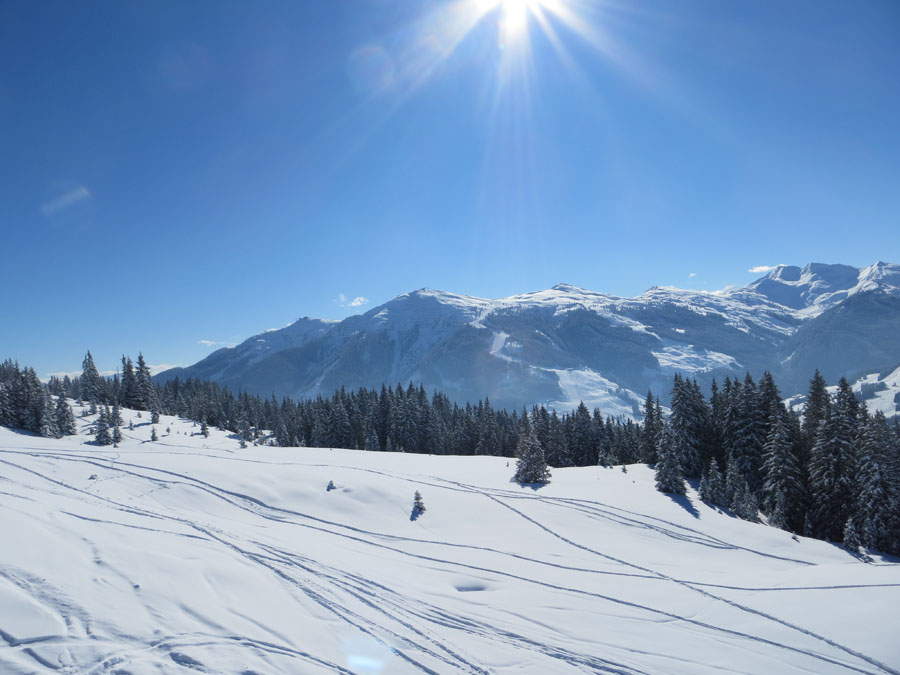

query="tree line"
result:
[652,372,900,555]
[2,352,898,555]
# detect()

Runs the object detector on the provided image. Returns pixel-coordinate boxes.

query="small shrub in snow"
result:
[327,480,336,491]
[411,491,426,520]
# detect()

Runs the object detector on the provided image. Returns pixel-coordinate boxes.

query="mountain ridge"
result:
[158,262,900,415]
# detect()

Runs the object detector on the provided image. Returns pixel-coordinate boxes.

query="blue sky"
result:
[1,0,898,378]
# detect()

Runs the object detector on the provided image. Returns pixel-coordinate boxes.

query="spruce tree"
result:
[39,392,60,438]
[120,356,137,408]
[655,429,686,495]
[81,351,105,404]
[411,490,426,520]
[55,395,77,436]
[802,370,830,455]
[514,419,551,484]
[761,404,805,531]
[699,459,726,507]
[855,412,899,553]
[808,395,858,541]
[95,408,112,446]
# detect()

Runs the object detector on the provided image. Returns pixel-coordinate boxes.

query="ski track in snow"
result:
[2,428,899,674]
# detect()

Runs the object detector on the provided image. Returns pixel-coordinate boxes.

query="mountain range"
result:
[157,262,900,416]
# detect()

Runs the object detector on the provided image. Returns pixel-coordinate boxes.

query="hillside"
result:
[1,404,899,674]
[157,262,900,415]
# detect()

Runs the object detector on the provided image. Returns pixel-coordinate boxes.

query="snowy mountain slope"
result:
[787,363,900,418]
[158,262,900,414]
[2,406,899,674]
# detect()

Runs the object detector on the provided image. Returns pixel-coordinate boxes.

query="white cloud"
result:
[197,340,236,348]
[688,272,697,278]
[41,185,91,216]
[336,293,369,308]
[748,265,777,274]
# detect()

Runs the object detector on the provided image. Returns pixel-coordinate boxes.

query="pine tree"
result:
[95,408,112,446]
[120,356,137,408]
[514,419,551,484]
[201,420,210,438]
[0,383,12,429]
[843,516,862,554]
[699,459,726,507]
[854,412,899,553]
[81,351,105,404]
[729,373,765,492]
[112,425,122,447]
[639,390,660,464]
[136,353,157,412]
[655,428,686,495]
[668,375,709,478]
[761,404,805,532]
[150,427,158,442]
[411,490,426,520]
[39,392,60,438]
[808,394,858,541]
[55,395,77,436]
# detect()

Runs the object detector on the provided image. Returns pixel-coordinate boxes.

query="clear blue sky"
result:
[1,0,898,378]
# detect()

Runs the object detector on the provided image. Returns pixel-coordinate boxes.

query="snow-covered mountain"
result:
[158,262,900,415]
[2,408,899,673]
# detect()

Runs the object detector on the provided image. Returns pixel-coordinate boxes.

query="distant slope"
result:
[1,406,899,674]
[157,262,900,414]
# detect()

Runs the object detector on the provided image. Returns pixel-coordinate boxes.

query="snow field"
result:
[1,404,899,674]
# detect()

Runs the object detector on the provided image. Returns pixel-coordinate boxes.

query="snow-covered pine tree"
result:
[150,427,158,442]
[136,353,157,412]
[854,412,899,554]
[411,490,426,520]
[544,410,570,467]
[514,417,551,484]
[729,373,765,493]
[654,428,686,495]
[39,392,60,438]
[0,382,12,429]
[81,351,106,404]
[668,375,708,478]
[201,420,209,438]
[54,394,77,436]
[843,516,862,554]
[95,408,112,446]
[120,356,137,408]
[639,390,660,464]
[699,459,726,507]
[729,477,758,521]
[111,424,122,447]
[761,403,805,532]
[808,393,858,542]
[110,403,122,428]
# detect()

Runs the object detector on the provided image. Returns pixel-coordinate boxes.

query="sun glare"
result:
[501,0,530,39]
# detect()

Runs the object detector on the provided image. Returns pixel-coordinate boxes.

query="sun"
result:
[500,0,531,39]
[472,0,539,41]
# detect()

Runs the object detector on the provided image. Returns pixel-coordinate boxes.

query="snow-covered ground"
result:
[2,405,899,674]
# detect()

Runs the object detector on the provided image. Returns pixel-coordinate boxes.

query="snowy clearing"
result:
[1,405,899,674]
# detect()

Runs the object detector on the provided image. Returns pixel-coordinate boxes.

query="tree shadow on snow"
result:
[663,492,700,519]
[509,478,551,492]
